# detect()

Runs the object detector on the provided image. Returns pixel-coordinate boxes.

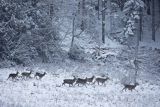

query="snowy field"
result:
[0,61,160,107]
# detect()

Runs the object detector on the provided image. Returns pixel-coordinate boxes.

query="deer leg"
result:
[134,88,138,92]
[25,77,27,80]
[22,76,25,80]
[71,84,73,87]
[12,77,16,81]
[21,76,23,80]
[12,78,16,82]
[92,81,96,85]
[7,76,10,80]
[25,76,27,80]
[122,87,125,92]
[70,84,73,87]
[28,76,31,79]
[15,77,18,81]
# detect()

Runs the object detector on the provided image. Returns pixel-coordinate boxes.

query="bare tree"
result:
[71,16,76,47]
[152,0,155,41]
[98,0,100,20]
[70,15,84,48]
[139,7,143,41]
[159,0,160,15]
[81,0,86,31]
[102,0,106,43]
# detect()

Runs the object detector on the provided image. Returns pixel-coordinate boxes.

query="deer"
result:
[7,71,19,80]
[87,76,95,84]
[34,72,46,80]
[75,77,88,87]
[21,71,32,79]
[62,76,77,87]
[94,77,109,85]
[122,82,139,92]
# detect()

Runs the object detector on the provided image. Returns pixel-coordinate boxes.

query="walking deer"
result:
[94,77,109,85]
[21,71,32,79]
[62,76,77,87]
[122,82,139,92]
[7,71,19,80]
[75,77,88,87]
[87,76,95,84]
[34,72,46,80]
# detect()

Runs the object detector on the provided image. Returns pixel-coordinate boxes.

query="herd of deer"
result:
[62,75,139,91]
[7,71,139,92]
[62,76,109,87]
[7,71,46,80]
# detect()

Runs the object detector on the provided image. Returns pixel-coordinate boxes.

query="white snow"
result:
[0,61,160,107]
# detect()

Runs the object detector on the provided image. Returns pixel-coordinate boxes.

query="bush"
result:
[68,45,85,61]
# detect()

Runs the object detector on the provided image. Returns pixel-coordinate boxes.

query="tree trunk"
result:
[139,7,143,41]
[108,0,111,38]
[81,0,86,31]
[134,18,140,83]
[98,0,100,20]
[147,0,151,15]
[102,0,106,43]
[78,2,81,14]
[159,0,160,24]
[71,17,75,47]
[159,0,160,15]
[49,4,54,19]
[152,0,155,41]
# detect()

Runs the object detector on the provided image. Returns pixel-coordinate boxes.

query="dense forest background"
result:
[0,0,159,67]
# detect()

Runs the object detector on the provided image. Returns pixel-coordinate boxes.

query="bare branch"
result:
[75,30,84,37]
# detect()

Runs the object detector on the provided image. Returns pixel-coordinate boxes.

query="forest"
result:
[0,0,160,107]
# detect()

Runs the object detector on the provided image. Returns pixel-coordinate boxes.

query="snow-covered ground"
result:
[0,57,160,107]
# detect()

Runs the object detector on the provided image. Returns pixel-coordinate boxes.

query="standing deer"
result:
[62,76,77,87]
[7,71,19,80]
[75,77,88,87]
[34,72,46,80]
[21,71,32,79]
[122,83,139,92]
[87,76,95,84]
[94,77,109,85]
